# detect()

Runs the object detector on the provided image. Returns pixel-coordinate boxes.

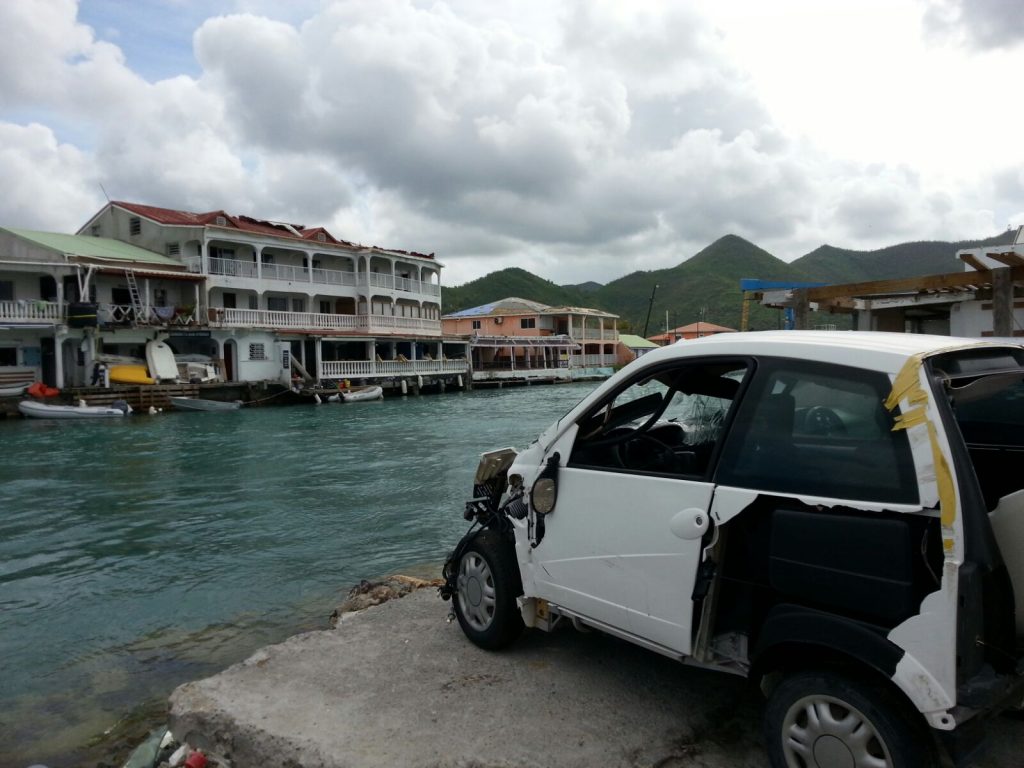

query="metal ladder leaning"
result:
[124,270,144,323]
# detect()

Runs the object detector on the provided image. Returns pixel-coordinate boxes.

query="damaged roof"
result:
[101,201,436,261]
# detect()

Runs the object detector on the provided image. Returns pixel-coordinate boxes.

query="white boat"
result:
[18,400,128,419]
[0,381,33,397]
[146,340,179,383]
[341,385,384,402]
[168,396,242,412]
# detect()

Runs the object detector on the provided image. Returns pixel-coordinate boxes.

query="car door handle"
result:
[670,507,709,540]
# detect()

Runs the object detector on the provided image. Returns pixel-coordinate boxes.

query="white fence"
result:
[576,329,618,340]
[215,308,441,334]
[0,300,63,323]
[321,359,469,378]
[208,258,439,297]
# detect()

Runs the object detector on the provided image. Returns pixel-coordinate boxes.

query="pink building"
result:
[442,297,619,382]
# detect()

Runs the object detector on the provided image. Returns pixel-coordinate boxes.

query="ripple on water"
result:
[0,382,598,765]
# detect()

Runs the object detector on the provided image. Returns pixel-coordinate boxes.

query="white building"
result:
[78,202,469,385]
[0,202,470,390]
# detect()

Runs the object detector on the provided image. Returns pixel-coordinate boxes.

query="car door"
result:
[528,358,748,654]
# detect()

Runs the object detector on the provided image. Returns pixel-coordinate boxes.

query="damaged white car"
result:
[440,331,1024,768]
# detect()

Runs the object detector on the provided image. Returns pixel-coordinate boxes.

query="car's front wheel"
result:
[453,529,523,650]
[763,669,938,768]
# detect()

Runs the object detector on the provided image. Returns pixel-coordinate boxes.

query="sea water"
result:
[0,383,595,767]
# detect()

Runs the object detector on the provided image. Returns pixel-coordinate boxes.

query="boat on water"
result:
[168,396,242,412]
[0,381,33,397]
[340,385,384,403]
[18,400,130,419]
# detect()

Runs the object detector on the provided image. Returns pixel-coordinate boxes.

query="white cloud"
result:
[0,0,1021,286]
[0,122,102,230]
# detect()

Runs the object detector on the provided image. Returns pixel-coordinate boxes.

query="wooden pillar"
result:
[992,267,1013,337]
[793,289,810,331]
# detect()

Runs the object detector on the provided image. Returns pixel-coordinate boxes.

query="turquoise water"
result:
[0,383,594,767]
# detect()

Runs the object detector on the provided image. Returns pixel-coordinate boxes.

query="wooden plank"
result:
[805,266,1024,302]
[960,253,990,272]
[986,251,1024,268]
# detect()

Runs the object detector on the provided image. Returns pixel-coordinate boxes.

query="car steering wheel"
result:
[804,406,846,436]
[617,432,679,472]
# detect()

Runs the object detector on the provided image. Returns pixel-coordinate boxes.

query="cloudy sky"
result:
[1,0,1021,286]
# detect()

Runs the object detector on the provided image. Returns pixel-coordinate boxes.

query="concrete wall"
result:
[950,300,1024,337]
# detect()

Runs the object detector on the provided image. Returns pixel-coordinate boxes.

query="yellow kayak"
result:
[108,365,154,385]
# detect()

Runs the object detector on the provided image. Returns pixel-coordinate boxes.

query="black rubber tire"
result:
[763,669,939,768]
[453,528,524,650]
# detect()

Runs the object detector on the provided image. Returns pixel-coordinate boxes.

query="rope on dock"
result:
[244,387,295,406]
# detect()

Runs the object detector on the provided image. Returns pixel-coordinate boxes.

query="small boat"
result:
[146,340,179,383]
[168,396,242,412]
[18,400,129,419]
[0,381,33,397]
[109,364,154,385]
[341,385,384,403]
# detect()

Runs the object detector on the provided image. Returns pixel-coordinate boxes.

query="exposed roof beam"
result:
[986,251,1024,268]
[803,266,1024,302]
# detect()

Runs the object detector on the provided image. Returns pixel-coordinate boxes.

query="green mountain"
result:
[591,234,806,332]
[442,231,1015,333]
[441,267,584,314]
[792,232,1014,284]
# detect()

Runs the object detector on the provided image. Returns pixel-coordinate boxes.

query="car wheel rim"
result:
[781,694,892,768]
[457,551,496,632]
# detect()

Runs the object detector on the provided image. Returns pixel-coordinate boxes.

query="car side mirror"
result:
[530,452,560,515]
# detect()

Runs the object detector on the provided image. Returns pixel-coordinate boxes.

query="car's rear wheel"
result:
[454,529,523,650]
[764,669,937,768]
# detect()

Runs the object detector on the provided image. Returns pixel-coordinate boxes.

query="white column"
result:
[315,337,323,382]
[54,329,66,389]
[256,247,263,280]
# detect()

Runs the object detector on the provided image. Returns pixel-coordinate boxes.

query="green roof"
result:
[2,228,183,267]
[618,334,659,348]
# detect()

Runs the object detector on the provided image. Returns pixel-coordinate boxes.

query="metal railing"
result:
[0,300,63,323]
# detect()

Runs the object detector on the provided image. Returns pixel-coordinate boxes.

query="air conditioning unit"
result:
[494,316,503,325]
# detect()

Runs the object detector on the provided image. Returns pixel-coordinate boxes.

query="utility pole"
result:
[642,283,658,338]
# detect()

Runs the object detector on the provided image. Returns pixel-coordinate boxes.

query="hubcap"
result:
[457,551,496,632]
[781,694,891,768]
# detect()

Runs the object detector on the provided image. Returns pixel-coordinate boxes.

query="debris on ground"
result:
[329,574,442,626]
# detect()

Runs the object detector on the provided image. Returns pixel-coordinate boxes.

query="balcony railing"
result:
[576,329,618,340]
[320,358,469,378]
[99,304,198,326]
[209,256,258,279]
[213,308,441,334]
[570,354,615,367]
[312,267,358,287]
[0,300,63,323]
[261,263,309,282]
[207,259,440,297]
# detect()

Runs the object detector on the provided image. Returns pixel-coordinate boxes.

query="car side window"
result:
[716,359,918,504]
[568,360,748,478]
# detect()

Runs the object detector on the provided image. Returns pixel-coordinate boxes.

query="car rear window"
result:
[716,358,919,504]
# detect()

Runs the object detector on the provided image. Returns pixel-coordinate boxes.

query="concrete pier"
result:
[169,589,1024,768]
